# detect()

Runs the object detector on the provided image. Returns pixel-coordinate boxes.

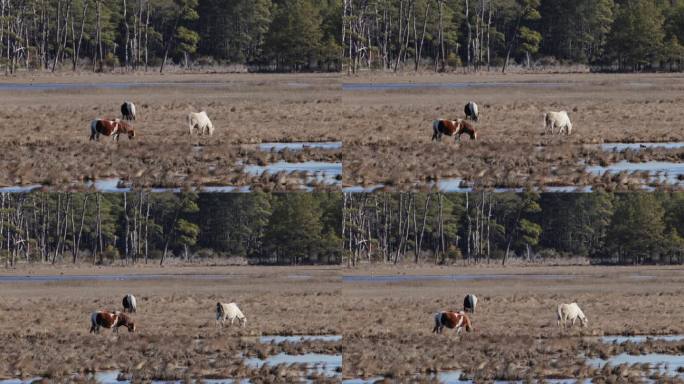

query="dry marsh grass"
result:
[0,266,341,382]
[341,73,684,190]
[0,73,341,191]
[341,265,684,381]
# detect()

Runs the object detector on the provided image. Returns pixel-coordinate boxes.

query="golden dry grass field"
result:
[0,265,341,383]
[341,73,684,191]
[341,265,684,382]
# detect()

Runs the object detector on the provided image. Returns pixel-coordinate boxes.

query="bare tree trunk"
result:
[124,193,129,264]
[144,195,150,264]
[94,0,103,72]
[73,195,88,263]
[415,2,430,71]
[144,0,149,71]
[487,0,491,71]
[96,193,103,263]
[123,0,129,69]
[465,0,471,70]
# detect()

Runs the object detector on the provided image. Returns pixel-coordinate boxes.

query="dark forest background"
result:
[2,1,684,73]
[0,0,342,73]
[0,193,342,267]
[345,0,684,73]
[343,192,684,266]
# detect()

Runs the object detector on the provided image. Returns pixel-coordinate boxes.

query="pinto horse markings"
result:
[89,310,136,334]
[432,311,473,335]
[90,118,136,141]
[432,119,478,142]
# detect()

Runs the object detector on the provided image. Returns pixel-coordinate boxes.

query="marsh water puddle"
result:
[587,353,684,378]
[252,141,342,152]
[342,273,584,283]
[0,81,231,92]
[0,185,42,193]
[435,179,594,193]
[76,370,247,384]
[342,82,568,91]
[586,161,684,184]
[243,161,342,186]
[0,273,249,283]
[597,335,684,344]
[0,273,316,283]
[590,142,684,152]
[244,352,341,378]
[344,371,579,383]
[259,335,342,344]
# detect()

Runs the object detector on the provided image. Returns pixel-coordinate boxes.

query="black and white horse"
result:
[463,294,478,313]
[122,294,137,313]
[121,101,137,121]
[464,101,479,122]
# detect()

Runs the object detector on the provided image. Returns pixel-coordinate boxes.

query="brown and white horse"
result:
[433,311,473,335]
[89,310,136,334]
[432,119,478,142]
[90,118,136,141]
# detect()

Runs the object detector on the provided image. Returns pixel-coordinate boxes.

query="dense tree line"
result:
[0,0,341,74]
[343,192,684,266]
[0,193,342,267]
[343,0,684,73]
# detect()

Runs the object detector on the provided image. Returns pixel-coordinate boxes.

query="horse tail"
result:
[432,312,441,333]
[90,120,99,140]
[432,120,440,140]
[216,302,223,320]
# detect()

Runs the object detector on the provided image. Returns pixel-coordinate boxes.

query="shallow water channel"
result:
[0,273,313,283]
[342,273,585,283]
[590,142,684,152]
[342,82,569,91]
[586,161,684,185]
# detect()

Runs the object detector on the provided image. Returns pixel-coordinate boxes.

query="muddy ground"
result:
[0,73,341,191]
[341,73,684,190]
[0,265,341,382]
[341,265,684,382]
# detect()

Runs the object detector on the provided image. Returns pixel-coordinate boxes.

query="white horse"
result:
[216,302,246,327]
[544,111,573,135]
[556,302,587,328]
[188,111,215,136]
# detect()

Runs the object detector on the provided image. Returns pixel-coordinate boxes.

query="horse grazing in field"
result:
[188,111,214,136]
[432,119,478,142]
[216,302,246,327]
[433,311,473,335]
[463,294,478,313]
[122,294,137,313]
[556,303,587,328]
[464,101,479,122]
[544,111,573,135]
[90,310,136,334]
[90,118,135,141]
[121,101,137,121]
